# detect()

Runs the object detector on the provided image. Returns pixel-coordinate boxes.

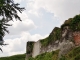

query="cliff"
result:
[26,14,80,60]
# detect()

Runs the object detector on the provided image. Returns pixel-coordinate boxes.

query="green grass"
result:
[28,50,59,60]
[0,54,25,60]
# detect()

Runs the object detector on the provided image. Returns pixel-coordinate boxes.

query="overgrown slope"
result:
[60,46,80,60]
[26,14,80,60]
[40,14,80,47]
[28,50,59,60]
[0,54,25,60]
[28,46,80,60]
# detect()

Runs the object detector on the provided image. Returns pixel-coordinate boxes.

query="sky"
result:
[0,0,80,57]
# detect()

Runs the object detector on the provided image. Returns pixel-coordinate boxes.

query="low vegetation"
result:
[40,27,61,47]
[0,54,25,60]
[28,46,80,60]
[61,14,80,31]
[28,50,59,60]
[60,46,80,60]
[0,47,80,60]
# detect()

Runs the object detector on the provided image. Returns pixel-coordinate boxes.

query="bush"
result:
[75,54,80,60]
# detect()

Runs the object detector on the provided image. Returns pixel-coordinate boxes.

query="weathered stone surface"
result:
[58,40,74,59]
[32,41,41,58]
[73,31,80,45]
[26,26,80,60]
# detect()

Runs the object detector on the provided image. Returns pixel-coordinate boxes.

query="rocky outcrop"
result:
[26,26,76,60]
[73,31,80,45]
[26,15,80,60]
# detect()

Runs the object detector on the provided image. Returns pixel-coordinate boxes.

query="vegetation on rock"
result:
[27,42,34,57]
[40,27,61,47]
[60,46,80,60]
[61,14,80,31]
[27,14,80,60]
[28,46,80,60]
[40,14,80,47]
[28,50,59,60]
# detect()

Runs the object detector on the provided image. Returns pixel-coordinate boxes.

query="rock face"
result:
[26,26,76,60]
[73,32,80,45]
[58,40,74,59]
[26,15,80,60]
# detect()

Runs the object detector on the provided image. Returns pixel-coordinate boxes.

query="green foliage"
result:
[0,18,11,36]
[28,45,80,60]
[0,54,25,60]
[61,18,72,29]
[49,27,61,41]
[0,0,25,37]
[53,27,61,40]
[40,27,61,47]
[28,14,80,60]
[61,14,80,31]
[0,0,25,21]
[74,54,80,60]
[28,50,59,60]
[60,56,67,60]
[40,37,49,46]
[70,15,80,31]
[60,46,80,60]
[27,42,34,55]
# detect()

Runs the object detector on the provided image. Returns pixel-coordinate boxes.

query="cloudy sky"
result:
[0,0,80,57]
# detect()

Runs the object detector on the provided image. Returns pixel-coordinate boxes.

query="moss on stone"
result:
[28,50,59,60]
[27,42,34,56]
[40,27,61,47]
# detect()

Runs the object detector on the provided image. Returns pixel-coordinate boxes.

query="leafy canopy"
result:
[0,0,25,51]
[0,0,25,21]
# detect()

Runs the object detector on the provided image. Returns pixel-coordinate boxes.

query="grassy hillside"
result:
[28,50,59,60]
[28,46,80,60]
[0,54,25,60]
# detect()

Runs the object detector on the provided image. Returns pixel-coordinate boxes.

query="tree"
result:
[0,0,25,51]
[0,0,25,21]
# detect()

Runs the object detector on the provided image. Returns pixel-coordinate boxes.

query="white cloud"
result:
[7,11,37,35]
[0,32,48,57]
[27,0,80,20]
[14,0,24,3]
